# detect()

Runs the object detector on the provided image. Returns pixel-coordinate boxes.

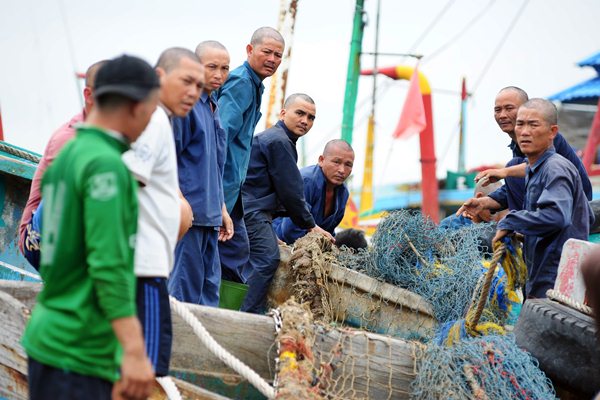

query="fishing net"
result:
[267,210,554,399]
[411,335,557,399]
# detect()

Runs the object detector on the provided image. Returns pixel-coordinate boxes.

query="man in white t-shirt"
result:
[122,47,204,377]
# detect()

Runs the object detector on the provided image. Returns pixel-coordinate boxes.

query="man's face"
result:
[201,47,230,94]
[158,57,204,117]
[246,38,284,80]
[494,90,523,136]
[318,146,355,187]
[128,90,160,142]
[515,107,557,160]
[280,99,316,137]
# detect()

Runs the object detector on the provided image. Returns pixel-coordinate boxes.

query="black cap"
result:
[94,54,160,101]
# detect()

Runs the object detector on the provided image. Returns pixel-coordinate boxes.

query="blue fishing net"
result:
[339,210,490,323]
[411,335,556,399]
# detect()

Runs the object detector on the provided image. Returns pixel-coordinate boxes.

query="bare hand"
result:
[456,197,485,220]
[492,229,510,244]
[475,168,506,186]
[178,196,193,240]
[112,350,154,400]
[219,208,234,242]
[310,225,335,243]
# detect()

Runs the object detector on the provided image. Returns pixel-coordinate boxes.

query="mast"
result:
[457,77,467,173]
[359,0,381,214]
[340,0,366,144]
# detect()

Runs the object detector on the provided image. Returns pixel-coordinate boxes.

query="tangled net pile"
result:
[339,210,490,324]
[411,335,556,399]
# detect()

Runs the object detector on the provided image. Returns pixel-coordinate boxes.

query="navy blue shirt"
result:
[272,164,349,244]
[500,133,592,208]
[217,61,264,213]
[172,92,226,227]
[497,148,593,298]
[242,121,315,229]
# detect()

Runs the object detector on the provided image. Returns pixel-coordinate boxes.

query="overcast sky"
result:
[1,0,599,191]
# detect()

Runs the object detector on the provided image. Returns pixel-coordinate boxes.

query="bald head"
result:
[519,98,558,125]
[475,179,502,197]
[284,93,314,109]
[323,139,354,157]
[251,27,285,46]
[85,60,108,88]
[156,47,200,73]
[195,40,228,61]
[497,86,529,104]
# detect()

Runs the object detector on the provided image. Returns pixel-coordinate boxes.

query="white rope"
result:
[156,376,182,400]
[168,296,276,399]
[546,289,593,317]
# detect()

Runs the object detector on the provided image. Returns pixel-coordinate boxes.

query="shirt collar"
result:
[276,120,300,143]
[243,61,264,91]
[527,145,556,174]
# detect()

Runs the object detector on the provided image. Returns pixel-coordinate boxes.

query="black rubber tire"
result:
[514,298,600,397]
[589,200,600,234]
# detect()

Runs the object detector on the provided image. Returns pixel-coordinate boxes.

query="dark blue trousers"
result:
[28,357,112,400]
[240,211,280,314]
[168,226,221,306]
[219,197,251,283]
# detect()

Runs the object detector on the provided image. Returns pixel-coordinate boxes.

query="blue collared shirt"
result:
[497,133,593,210]
[497,148,593,298]
[273,165,350,244]
[217,61,264,213]
[242,121,315,229]
[172,92,226,227]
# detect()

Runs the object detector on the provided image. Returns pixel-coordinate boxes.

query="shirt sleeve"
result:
[83,157,136,321]
[218,75,254,146]
[497,172,574,237]
[172,112,194,158]
[266,139,315,229]
[554,134,593,200]
[122,116,166,186]
[488,185,509,210]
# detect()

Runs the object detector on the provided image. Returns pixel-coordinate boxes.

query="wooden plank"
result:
[0,290,29,400]
[0,281,419,398]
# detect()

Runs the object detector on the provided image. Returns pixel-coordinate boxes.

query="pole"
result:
[360,0,381,213]
[340,0,366,144]
[457,77,467,173]
[0,104,4,141]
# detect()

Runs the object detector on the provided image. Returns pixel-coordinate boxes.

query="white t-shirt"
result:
[123,106,181,278]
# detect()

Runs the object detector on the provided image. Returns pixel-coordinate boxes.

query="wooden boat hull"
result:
[0,280,422,399]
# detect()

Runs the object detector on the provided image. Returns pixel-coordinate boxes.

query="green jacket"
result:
[22,126,138,382]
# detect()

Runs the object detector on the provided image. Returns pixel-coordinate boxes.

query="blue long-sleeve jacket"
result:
[172,92,226,227]
[242,121,315,229]
[272,164,349,244]
[497,148,593,298]
[217,61,264,213]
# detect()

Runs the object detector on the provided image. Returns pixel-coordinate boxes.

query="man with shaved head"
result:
[458,98,593,298]
[217,26,285,284]
[274,139,354,245]
[241,93,334,313]
[169,40,234,307]
[122,47,204,378]
[475,86,591,212]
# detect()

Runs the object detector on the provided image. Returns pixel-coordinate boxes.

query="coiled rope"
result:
[168,296,276,399]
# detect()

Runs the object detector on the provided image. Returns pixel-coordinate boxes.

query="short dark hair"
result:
[335,229,368,251]
[156,47,200,72]
[95,93,137,111]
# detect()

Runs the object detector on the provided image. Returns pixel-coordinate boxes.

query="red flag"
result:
[393,66,426,139]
